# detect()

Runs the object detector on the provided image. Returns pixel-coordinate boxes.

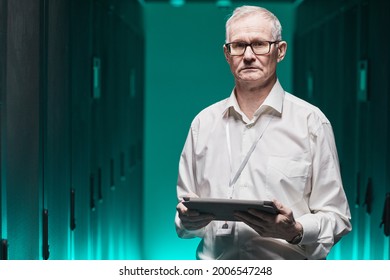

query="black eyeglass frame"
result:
[224,41,281,56]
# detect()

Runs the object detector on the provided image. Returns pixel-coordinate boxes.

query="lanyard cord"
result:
[226,112,275,199]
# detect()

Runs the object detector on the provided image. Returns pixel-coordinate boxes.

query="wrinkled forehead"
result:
[227,14,273,41]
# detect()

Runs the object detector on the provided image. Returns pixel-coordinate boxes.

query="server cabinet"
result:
[0,0,144,259]
[0,0,6,259]
[69,0,94,260]
[44,0,72,260]
[367,0,390,259]
[4,0,43,259]
[294,0,390,259]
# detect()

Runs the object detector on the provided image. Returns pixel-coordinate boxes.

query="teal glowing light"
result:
[170,0,185,7]
[352,207,360,259]
[384,237,389,260]
[216,0,232,9]
[364,214,371,260]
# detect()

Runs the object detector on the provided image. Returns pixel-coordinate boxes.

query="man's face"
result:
[224,14,286,88]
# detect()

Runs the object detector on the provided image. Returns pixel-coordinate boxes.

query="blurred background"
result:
[0,0,389,260]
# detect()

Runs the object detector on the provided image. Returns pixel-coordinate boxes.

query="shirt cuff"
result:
[296,214,320,245]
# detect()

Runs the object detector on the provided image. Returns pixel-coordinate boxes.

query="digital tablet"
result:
[182,197,279,221]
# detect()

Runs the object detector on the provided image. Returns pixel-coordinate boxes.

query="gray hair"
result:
[225,6,282,42]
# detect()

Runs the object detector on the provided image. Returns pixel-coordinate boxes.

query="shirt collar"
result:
[223,79,284,118]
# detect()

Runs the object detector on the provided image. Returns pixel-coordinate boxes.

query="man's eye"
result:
[252,42,266,47]
[233,42,246,48]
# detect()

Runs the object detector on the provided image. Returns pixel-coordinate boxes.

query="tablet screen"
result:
[182,197,279,221]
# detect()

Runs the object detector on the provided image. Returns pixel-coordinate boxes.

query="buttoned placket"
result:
[225,108,274,199]
[239,121,257,189]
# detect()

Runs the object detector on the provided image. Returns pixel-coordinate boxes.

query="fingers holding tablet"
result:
[177,201,215,230]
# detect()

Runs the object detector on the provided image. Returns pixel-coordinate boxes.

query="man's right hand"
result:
[176,201,215,230]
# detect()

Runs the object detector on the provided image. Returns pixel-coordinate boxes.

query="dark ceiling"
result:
[143,0,298,3]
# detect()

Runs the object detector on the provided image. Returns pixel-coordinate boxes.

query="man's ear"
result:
[277,41,287,63]
[223,44,230,62]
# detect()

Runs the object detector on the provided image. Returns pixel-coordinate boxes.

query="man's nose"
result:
[243,45,256,60]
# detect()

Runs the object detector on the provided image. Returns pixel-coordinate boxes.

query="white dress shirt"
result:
[175,80,351,260]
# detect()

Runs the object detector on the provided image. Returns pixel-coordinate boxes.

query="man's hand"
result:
[177,201,215,230]
[234,199,303,242]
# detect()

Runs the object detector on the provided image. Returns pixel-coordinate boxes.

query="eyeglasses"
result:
[225,41,280,56]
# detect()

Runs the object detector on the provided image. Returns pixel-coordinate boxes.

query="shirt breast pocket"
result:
[265,156,311,206]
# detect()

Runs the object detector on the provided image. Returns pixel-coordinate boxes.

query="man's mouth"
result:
[241,67,258,71]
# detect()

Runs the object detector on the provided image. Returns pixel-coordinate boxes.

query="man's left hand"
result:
[234,199,303,242]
